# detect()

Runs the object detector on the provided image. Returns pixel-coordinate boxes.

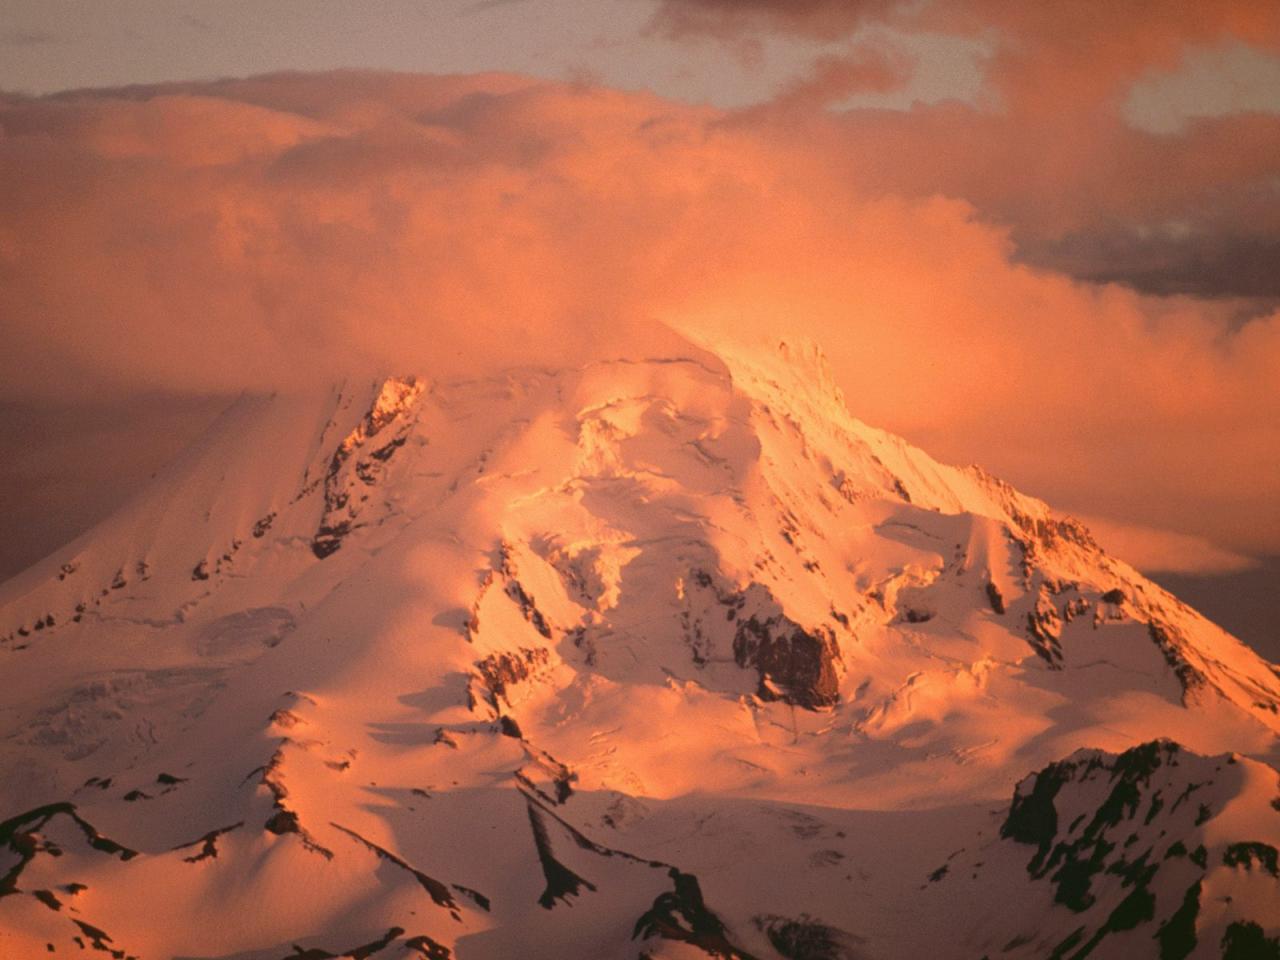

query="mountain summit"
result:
[0,335,1276,959]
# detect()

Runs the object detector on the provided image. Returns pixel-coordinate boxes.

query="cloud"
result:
[653,0,1280,84]
[656,1,1280,300]
[650,0,898,43]
[1078,515,1259,576]
[0,71,1277,563]
[1014,221,1280,301]
[802,100,1280,300]
[769,41,915,110]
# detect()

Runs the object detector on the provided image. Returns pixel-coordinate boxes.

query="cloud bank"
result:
[1079,515,1260,576]
[0,70,1276,571]
[660,0,1280,300]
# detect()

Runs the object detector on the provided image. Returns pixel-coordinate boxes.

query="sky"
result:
[1,0,1278,655]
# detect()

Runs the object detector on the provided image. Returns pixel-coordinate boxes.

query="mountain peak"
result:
[0,335,1275,958]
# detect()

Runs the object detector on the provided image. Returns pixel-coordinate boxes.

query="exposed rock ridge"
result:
[312,377,425,559]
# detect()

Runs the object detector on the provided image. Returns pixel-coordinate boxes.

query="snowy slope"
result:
[0,333,1276,959]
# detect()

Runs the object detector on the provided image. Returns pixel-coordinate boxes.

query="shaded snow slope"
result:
[0,335,1276,959]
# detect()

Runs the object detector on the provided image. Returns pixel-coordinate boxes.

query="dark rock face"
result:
[1007,505,1098,558]
[675,570,844,709]
[259,751,333,859]
[71,919,128,957]
[755,915,854,960]
[526,804,595,910]
[1001,759,1072,865]
[1222,841,1279,878]
[311,525,348,560]
[1002,741,1180,895]
[475,648,550,709]
[251,512,276,538]
[330,824,461,916]
[510,789,755,956]
[733,613,840,710]
[503,578,552,638]
[283,926,407,960]
[1025,585,1065,667]
[1156,879,1202,960]
[1222,921,1280,960]
[498,543,553,638]
[311,378,422,560]
[1142,616,1279,715]
[263,810,300,836]
[498,715,523,739]
[0,802,137,897]
[175,822,243,863]
[0,801,141,952]
[516,751,577,807]
[993,740,1280,960]
[404,934,453,959]
[633,868,755,959]
[1146,622,1207,703]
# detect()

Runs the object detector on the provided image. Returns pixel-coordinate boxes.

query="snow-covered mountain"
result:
[0,333,1276,960]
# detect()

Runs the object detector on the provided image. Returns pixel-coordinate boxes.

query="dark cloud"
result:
[1018,230,1280,301]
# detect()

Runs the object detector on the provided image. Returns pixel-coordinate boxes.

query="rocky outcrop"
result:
[0,802,137,897]
[258,749,333,859]
[754,915,856,960]
[988,741,1280,960]
[474,648,551,710]
[634,868,756,959]
[526,803,596,910]
[173,822,243,863]
[330,823,462,918]
[1147,622,1208,704]
[498,543,553,638]
[678,570,843,710]
[734,612,840,710]
[312,378,424,559]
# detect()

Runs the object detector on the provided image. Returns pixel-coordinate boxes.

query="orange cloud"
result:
[659,1,1280,299]
[1078,514,1259,576]
[0,72,1276,564]
[929,0,1280,114]
[769,42,916,110]
[654,0,1280,104]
